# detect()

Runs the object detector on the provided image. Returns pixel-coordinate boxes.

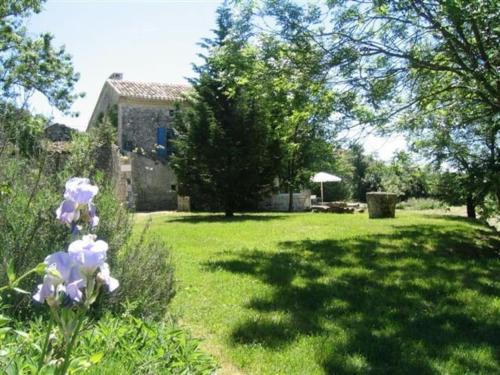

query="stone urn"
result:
[366,192,397,218]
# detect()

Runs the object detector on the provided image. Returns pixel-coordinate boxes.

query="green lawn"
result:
[135,211,500,375]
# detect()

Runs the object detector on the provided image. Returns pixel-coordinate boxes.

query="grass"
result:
[135,210,500,375]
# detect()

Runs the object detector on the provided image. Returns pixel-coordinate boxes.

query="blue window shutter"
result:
[156,127,167,158]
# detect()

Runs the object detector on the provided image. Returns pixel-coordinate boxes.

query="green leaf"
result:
[0,327,12,334]
[6,261,15,284]
[12,287,30,295]
[14,330,30,339]
[89,352,104,364]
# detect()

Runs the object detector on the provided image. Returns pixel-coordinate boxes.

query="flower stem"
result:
[37,318,54,374]
[58,312,85,375]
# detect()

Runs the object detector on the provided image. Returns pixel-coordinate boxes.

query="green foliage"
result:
[254,26,336,210]
[316,0,499,126]
[0,155,69,291]
[0,307,217,374]
[96,105,118,129]
[266,0,499,217]
[396,198,447,210]
[0,0,81,112]
[380,151,435,199]
[327,0,500,217]
[105,220,175,319]
[0,102,47,157]
[309,145,436,203]
[174,2,338,213]
[172,4,278,216]
[432,171,466,206]
[0,120,130,318]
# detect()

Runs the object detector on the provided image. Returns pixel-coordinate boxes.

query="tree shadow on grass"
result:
[421,213,484,225]
[166,213,286,224]
[204,221,500,374]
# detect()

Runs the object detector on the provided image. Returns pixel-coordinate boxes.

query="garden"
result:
[2,0,499,374]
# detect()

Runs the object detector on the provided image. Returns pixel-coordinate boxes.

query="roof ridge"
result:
[106,79,191,101]
[107,79,190,87]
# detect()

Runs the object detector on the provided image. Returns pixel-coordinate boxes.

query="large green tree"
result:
[0,0,80,111]
[0,0,80,156]
[172,4,277,217]
[408,104,498,218]
[269,0,499,216]
[253,2,337,211]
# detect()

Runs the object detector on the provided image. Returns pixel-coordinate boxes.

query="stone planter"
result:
[366,192,397,218]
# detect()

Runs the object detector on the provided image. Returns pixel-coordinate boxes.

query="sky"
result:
[27,0,406,160]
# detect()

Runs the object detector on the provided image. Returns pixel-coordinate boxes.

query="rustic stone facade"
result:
[88,74,189,211]
[121,104,174,158]
[130,154,178,210]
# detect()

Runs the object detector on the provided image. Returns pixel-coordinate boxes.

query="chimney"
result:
[109,72,123,80]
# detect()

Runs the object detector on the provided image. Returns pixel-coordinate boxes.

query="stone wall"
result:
[130,153,178,211]
[87,83,119,129]
[121,103,175,157]
[259,191,311,211]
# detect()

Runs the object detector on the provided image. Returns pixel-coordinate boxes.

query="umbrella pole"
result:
[321,181,324,204]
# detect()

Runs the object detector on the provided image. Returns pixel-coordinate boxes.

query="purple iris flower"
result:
[33,272,65,304]
[34,253,69,302]
[64,178,99,205]
[56,200,80,225]
[34,177,117,307]
[56,178,100,228]
[88,202,99,228]
[44,252,75,283]
[97,263,119,292]
[33,252,84,304]
[66,279,84,302]
[68,235,108,273]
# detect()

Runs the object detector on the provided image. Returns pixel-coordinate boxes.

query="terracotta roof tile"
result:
[107,80,191,101]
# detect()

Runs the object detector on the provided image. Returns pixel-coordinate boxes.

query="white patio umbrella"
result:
[311,172,342,203]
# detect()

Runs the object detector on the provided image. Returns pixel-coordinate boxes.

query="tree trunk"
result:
[466,194,476,219]
[287,156,295,212]
[496,186,500,211]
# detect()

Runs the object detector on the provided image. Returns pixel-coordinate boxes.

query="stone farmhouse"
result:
[88,73,311,212]
[88,73,190,211]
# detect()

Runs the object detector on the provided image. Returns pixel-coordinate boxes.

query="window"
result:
[123,139,134,152]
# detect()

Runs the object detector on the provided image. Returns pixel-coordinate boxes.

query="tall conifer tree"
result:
[172,3,277,217]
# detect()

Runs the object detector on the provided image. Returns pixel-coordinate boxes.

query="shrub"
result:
[0,307,217,374]
[92,180,131,261]
[0,156,69,298]
[396,198,448,210]
[102,219,175,319]
[0,161,131,319]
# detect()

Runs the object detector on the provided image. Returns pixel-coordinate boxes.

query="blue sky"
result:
[27,0,405,160]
